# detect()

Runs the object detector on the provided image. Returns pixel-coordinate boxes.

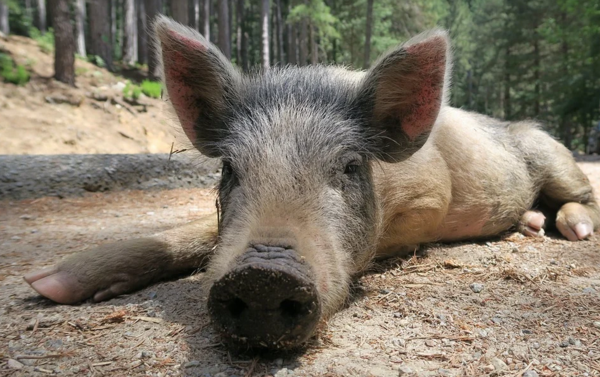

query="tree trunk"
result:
[50,0,75,86]
[560,11,571,149]
[36,0,46,32]
[137,0,147,64]
[236,0,243,65]
[503,46,511,120]
[202,0,210,39]
[210,0,216,43]
[25,0,33,34]
[75,0,86,57]
[309,22,317,64]
[261,0,270,68]
[533,37,540,117]
[171,0,188,25]
[363,0,373,69]
[299,15,307,66]
[122,0,137,65]
[145,0,161,78]
[0,1,9,35]
[191,0,200,29]
[218,0,230,59]
[111,0,117,58]
[287,12,296,65]
[275,0,283,63]
[89,0,114,71]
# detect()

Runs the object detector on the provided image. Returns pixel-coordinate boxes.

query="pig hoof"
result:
[208,246,321,350]
[519,210,546,237]
[24,267,91,304]
[557,221,593,241]
[24,266,140,304]
[556,203,595,241]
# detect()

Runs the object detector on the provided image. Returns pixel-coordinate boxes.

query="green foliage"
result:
[140,80,162,99]
[87,55,106,68]
[123,81,142,100]
[7,0,33,36]
[0,53,30,86]
[123,80,161,100]
[30,27,55,54]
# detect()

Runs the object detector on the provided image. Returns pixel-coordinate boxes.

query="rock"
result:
[522,371,539,377]
[7,359,24,369]
[214,373,228,377]
[398,365,414,375]
[184,360,200,368]
[491,357,507,371]
[470,283,484,293]
[559,341,569,348]
[274,358,283,367]
[593,321,600,329]
[274,367,294,376]
[491,316,502,324]
[583,287,596,294]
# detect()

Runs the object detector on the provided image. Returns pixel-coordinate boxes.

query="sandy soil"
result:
[0,35,183,155]
[1,162,600,377]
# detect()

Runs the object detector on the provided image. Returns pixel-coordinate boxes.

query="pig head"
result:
[155,16,448,349]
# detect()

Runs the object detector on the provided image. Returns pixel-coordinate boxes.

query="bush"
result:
[0,53,30,86]
[30,27,54,54]
[141,80,162,99]
[87,55,106,68]
[123,81,142,100]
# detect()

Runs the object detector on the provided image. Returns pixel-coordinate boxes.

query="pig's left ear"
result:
[360,29,451,162]
[154,15,241,157]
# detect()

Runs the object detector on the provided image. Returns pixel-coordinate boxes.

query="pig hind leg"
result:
[512,123,600,240]
[24,214,218,304]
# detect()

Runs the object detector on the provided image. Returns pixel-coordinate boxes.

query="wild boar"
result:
[24,16,600,350]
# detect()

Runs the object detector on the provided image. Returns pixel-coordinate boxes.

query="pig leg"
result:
[24,213,218,304]
[513,124,600,240]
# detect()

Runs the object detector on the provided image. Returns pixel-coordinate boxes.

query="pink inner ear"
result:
[401,38,446,140]
[163,31,208,144]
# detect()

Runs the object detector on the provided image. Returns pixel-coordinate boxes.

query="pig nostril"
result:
[280,299,305,318]
[227,298,248,319]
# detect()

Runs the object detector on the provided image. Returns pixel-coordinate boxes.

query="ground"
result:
[1,161,600,377]
[1,34,600,377]
[0,35,180,155]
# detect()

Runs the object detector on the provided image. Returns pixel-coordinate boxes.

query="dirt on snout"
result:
[1,162,600,377]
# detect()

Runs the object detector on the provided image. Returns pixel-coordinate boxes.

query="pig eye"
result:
[222,161,234,178]
[344,162,360,175]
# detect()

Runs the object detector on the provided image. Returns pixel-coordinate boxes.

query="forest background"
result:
[1,0,599,152]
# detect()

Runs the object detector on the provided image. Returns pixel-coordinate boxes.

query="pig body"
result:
[25,17,600,350]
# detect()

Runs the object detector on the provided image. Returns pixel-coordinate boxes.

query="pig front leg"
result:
[24,213,218,304]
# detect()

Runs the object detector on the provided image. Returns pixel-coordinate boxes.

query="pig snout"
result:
[208,245,321,349]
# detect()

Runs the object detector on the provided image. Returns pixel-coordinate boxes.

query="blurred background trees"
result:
[1,0,599,152]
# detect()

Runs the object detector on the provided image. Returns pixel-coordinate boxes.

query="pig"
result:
[24,16,600,350]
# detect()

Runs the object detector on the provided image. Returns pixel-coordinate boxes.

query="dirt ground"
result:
[0,162,599,377]
[0,35,181,155]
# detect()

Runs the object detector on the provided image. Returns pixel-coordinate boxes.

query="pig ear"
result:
[154,15,241,157]
[361,29,450,162]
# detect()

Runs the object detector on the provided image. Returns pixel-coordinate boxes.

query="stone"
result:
[491,357,507,371]
[7,359,24,369]
[522,371,539,377]
[470,283,484,293]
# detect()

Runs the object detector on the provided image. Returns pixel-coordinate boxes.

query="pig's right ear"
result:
[154,15,241,157]
[360,30,450,162]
